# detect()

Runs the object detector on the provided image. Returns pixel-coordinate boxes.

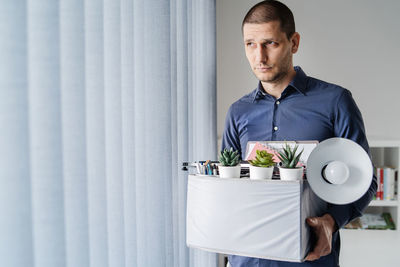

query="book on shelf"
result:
[344,213,396,230]
[373,167,397,201]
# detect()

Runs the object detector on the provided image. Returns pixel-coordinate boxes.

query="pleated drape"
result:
[0,0,217,266]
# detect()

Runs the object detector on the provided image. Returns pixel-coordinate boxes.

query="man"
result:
[221,1,377,266]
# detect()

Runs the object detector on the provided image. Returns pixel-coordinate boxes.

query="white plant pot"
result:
[249,166,274,180]
[279,167,304,181]
[218,165,241,178]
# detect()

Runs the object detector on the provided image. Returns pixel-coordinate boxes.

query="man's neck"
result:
[261,68,297,99]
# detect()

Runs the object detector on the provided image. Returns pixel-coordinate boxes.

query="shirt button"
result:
[276,101,280,105]
[274,126,278,131]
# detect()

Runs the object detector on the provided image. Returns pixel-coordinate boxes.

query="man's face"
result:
[243,21,299,84]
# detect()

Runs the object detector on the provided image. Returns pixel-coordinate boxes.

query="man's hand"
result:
[305,213,337,261]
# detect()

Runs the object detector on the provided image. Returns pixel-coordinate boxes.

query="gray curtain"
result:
[0,0,217,267]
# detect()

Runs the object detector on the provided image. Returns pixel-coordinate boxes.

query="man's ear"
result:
[291,32,300,54]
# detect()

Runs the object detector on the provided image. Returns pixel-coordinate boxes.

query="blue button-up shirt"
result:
[222,66,377,267]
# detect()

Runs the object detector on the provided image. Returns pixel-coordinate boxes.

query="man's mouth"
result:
[256,66,273,72]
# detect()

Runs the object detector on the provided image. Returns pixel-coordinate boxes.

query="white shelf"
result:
[340,138,400,266]
[341,227,397,232]
[369,200,398,207]
[366,142,399,229]
[368,136,400,147]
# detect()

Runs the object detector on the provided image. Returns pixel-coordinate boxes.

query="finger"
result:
[306,217,319,227]
[305,251,320,261]
[305,232,330,261]
[318,243,331,257]
[315,227,333,255]
[313,238,331,258]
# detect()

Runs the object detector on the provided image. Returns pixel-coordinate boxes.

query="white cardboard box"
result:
[186,175,326,262]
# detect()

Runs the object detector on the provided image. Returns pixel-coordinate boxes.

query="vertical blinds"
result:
[0,0,217,266]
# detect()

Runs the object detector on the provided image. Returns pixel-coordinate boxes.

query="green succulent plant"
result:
[248,150,275,167]
[219,147,240,166]
[277,143,304,168]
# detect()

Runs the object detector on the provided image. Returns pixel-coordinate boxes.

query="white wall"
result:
[217,0,400,142]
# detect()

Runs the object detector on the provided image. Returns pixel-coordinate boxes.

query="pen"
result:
[207,164,212,175]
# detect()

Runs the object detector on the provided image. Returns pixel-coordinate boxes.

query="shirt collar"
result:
[252,66,307,102]
[289,66,307,95]
[252,83,267,102]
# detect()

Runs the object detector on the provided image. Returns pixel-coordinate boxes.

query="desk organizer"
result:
[186,175,326,262]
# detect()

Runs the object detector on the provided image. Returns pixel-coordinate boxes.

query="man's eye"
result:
[246,42,255,47]
[266,41,277,46]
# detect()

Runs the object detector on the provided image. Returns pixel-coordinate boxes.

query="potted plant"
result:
[218,147,241,178]
[277,143,304,181]
[248,150,275,179]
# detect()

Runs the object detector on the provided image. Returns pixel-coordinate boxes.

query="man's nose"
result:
[255,46,267,62]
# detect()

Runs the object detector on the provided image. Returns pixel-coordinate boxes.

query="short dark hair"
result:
[242,0,295,40]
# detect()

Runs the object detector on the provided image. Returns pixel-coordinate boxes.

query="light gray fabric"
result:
[0,0,217,266]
